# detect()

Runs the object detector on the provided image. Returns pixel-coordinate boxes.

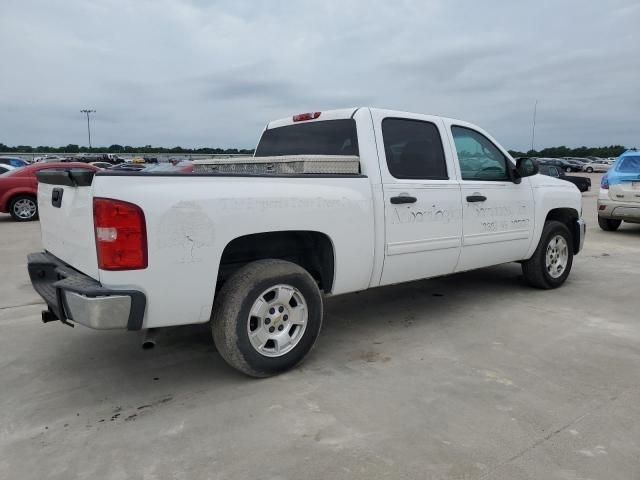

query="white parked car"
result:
[34,155,67,163]
[582,161,610,173]
[28,107,585,376]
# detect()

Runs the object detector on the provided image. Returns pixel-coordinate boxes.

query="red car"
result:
[0,162,99,221]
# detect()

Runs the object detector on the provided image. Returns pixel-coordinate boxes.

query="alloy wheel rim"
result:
[247,284,308,357]
[545,235,568,278]
[14,199,36,219]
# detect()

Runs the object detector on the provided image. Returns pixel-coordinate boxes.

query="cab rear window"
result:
[255,119,359,157]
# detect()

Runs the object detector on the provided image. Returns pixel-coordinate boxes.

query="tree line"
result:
[508,145,627,159]
[0,143,255,155]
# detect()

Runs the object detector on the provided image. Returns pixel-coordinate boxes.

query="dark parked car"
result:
[109,162,147,172]
[536,158,579,172]
[564,159,587,171]
[538,164,591,192]
[0,162,99,221]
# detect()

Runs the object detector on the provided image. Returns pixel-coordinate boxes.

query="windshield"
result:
[255,119,359,157]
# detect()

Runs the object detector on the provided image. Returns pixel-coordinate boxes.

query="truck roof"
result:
[265,107,471,131]
[266,108,360,129]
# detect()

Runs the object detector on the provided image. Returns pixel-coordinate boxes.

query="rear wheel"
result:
[598,216,621,231]
[522,221,573,289]
[212,259,323,377]
[9,195,38,221]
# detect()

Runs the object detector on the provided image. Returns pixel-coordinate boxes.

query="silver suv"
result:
[597,149,640,230]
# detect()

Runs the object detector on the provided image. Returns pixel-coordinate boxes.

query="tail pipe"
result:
[141,328,157,350]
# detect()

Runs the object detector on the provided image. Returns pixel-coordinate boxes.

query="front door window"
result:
[452,126,509,181]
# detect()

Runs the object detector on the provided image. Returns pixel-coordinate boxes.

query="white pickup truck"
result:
[28,108,585,377]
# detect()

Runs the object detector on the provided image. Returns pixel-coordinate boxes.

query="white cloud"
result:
[1,0,638,150]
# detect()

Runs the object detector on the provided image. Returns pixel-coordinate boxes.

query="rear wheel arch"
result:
[2,188,33,208]
[217,231,336,294]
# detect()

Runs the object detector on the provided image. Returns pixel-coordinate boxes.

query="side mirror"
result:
[516,157,539,178]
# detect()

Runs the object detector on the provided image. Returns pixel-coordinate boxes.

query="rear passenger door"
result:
[372,111,462,286]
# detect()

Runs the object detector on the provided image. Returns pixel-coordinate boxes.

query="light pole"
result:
[530,100,538,153]
[80,109,96,149]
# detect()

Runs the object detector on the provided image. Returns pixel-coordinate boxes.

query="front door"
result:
[373,113,463,286]
[447,125,534,272]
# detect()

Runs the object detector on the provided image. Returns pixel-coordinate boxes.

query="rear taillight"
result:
[293,112,321,122]
[601,174,609,189]
[93,197,147,270]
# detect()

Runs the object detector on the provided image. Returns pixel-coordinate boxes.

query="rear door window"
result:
[255,119,359,157]
[381,118,448,180]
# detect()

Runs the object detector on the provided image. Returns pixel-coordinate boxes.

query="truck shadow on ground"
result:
[43,262,536,385]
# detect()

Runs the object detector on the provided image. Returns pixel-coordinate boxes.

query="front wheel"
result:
[212,259,323,377]
[522,221,574,289]
[598,216,621,231]
[585,167,593,173]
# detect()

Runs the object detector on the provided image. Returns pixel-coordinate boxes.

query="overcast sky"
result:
[1,0,639,150]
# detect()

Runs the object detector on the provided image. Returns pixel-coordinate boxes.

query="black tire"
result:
[585,167,593,173]
[9,195,38,221]
[598,216,621,231]
[566,167,572,172]
[212,259,323,377]
[521,220,574,289]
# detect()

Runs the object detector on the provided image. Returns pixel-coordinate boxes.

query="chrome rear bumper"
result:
[27,252,146,330]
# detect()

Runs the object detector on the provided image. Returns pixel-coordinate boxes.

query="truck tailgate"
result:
[36,169,99,279]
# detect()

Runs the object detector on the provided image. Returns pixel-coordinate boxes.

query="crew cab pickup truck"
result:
[28,108,586,377]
